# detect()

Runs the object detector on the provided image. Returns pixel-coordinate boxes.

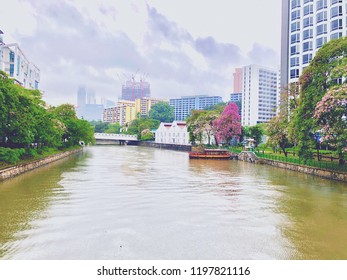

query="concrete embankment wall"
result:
[136,141,192,152]
[0,148,82,181]
[260,158,347,182]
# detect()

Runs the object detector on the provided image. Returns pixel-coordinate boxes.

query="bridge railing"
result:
[94,133,138,140]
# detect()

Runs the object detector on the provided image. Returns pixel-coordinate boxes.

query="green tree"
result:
[249,125,265,147]
[148,102,174,122]
[90,121,109,133]
[314,84,347,164]
[292,37,347,161]
[126,118,159,140]
[105,123,121,134]
[186,110,219,145]
[50,104,95,146]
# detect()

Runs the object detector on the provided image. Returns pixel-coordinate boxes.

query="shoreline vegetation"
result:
[0,70,94,171]
[0,146,83,181]
[0,145,82,171]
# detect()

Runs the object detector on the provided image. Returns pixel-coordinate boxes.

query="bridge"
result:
[94,133,138,145]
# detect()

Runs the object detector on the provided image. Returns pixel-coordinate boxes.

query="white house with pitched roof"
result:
[155,121,190,145]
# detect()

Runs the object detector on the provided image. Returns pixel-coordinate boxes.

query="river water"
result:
[1,146,347,260]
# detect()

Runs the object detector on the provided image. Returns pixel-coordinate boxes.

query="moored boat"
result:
[189,149,231,159]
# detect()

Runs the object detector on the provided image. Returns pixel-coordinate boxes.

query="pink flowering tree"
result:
[314,84,347,164]
[213,102,241,145]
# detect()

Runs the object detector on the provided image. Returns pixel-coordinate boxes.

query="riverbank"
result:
[0,148,83,181]
[260,158,347,182]
[237,151,347,183]
[136,141,192,152]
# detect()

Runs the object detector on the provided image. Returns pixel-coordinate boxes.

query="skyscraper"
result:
[77,86,87,108]
[121,78,150,101]
[281,0,347,89]
[236,65,279,126]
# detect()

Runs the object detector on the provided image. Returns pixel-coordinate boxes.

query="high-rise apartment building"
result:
[121,79,150,101]
[230,92,242,117]
[103,100,136,125]
[281,0,347,89]
[0,36,40,90]
[135,97,165,117]
[233,68,243,93]
[169,95,223,121]
[237,65,279,126]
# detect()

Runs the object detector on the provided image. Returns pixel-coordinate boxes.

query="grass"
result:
[228,146,347,173]
[0,146,82,171]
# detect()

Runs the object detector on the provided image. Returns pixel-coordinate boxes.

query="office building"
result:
[236,65,279,126]
[281,0,347,89]
[0,31,40,90]
[77,86,87,108]
[76,86,106,121]
[121,78,150,101]
[169,95,223,121]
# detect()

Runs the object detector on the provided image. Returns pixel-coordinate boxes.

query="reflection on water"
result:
[0,146,347,259]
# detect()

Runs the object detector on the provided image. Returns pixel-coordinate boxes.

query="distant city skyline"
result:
[0,0,281,106]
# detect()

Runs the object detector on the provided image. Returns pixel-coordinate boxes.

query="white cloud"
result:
[0,0,281,106]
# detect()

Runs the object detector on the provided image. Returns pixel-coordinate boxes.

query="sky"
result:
[0,0,281,106]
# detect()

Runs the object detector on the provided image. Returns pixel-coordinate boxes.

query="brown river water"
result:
[1,146,347,259]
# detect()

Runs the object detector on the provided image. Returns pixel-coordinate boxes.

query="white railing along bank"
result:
[94,133,138,141]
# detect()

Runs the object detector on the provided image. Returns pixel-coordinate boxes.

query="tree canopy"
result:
[292,37,347,161]
[148,102,174,123]
[0,70,94,163]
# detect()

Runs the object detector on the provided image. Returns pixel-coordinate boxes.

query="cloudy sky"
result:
[0,0,281,105]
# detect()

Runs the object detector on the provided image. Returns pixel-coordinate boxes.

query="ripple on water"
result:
[1,146,347,259]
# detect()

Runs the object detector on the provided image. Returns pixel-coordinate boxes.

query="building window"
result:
[290,57,300,67]
[291,0,301,9]
[317,11,327,23]
[316,37,327,48]
[303,41,313,52]
[290,69,300,79]
[304,4,313,15]
[331,18,343,31]
[9,51,14,63]
[317,0,327,10]
[303,16,313,27]
[291,33,300,44]
[304,0,313,3]
[303,53,313,64]
[303,29,313,40]
[291,21,300,32]
[317,24,327,35]
[291,10,301,20]
[331,32,343,39]
[331,6,342,18]
[290,45,299,55]
[9,64,14,77]
[331,0,342,5]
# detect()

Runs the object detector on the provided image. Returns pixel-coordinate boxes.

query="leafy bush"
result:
[0,147,25,164]
[25,148,38,158]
